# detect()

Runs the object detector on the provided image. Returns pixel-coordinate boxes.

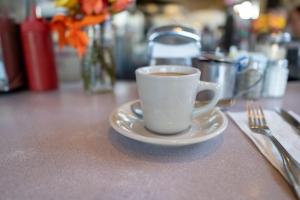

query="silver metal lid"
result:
[256,32,291,43]
[268,59,288,68]
[147,24,200,45]
[198,52,233,63]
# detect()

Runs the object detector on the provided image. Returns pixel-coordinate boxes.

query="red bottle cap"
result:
[20,4,49,32]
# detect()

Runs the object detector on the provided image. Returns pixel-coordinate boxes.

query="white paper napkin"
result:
[151,43,200,58]
[228,110,300,183]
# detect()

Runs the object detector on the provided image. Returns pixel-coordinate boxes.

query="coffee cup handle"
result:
[192,81,221,119]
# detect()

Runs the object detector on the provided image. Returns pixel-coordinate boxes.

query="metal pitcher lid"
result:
[198,52,233,63]
[147,24,200,45]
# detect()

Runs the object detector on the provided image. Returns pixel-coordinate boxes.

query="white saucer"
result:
[109,100,228,146]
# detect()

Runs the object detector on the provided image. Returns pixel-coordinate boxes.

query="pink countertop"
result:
[1,81,300,200]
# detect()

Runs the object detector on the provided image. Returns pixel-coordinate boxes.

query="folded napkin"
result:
[151,43,200,58]
[228,110,300,183]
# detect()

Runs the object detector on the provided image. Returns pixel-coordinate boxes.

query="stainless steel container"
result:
[192,53,237,101]
[147,24,201,66]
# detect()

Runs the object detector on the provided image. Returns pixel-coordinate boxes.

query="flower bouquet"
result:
[251,14,286,33]
[51,0,132,93]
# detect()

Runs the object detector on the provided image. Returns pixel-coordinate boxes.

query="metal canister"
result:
[192,53,237,101]
[263,59,289,98]
[147,24,201,66]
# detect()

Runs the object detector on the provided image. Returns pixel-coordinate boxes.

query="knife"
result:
[275,107,300,135]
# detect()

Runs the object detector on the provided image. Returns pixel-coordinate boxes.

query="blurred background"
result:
[1,0,300,82]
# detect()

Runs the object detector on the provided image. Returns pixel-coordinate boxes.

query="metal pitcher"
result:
[192,53,264,101]
[147,24,201,66]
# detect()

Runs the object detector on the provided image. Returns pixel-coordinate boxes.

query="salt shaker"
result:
[262,59,289,98]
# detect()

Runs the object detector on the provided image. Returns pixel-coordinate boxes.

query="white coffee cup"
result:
[136,65,221,134]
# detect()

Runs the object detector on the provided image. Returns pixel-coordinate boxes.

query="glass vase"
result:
[81,18,116,93]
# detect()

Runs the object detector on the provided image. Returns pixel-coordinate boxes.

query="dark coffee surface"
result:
[150,72,188,76]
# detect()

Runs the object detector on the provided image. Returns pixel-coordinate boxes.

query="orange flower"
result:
[66,29,88,58]
[80,0,105,15]
[110,0,131,12]
[50,15,70,48]
[50,13,108,58]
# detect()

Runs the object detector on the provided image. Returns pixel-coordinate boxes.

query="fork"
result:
[247,101,300,199]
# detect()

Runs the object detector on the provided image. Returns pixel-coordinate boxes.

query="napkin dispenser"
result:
[147,24,201,66]
[0,13,27,92]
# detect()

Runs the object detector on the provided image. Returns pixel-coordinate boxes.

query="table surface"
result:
[1,81,300,200]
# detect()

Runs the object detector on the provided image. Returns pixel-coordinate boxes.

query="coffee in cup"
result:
[150,72,188,76]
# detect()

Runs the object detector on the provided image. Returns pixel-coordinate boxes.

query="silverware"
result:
[196,98,235,109]
[275,107,300,136]
[247,101,300,199]
[131,98,235,118]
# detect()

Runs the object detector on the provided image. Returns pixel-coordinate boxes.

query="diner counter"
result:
[1,81,300,200]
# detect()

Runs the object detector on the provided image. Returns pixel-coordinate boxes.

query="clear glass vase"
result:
[81,18,116,93]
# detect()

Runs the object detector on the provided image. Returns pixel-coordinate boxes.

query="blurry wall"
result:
[4,0,299,81]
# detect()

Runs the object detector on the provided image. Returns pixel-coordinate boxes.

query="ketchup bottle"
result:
[20,4,58,91]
